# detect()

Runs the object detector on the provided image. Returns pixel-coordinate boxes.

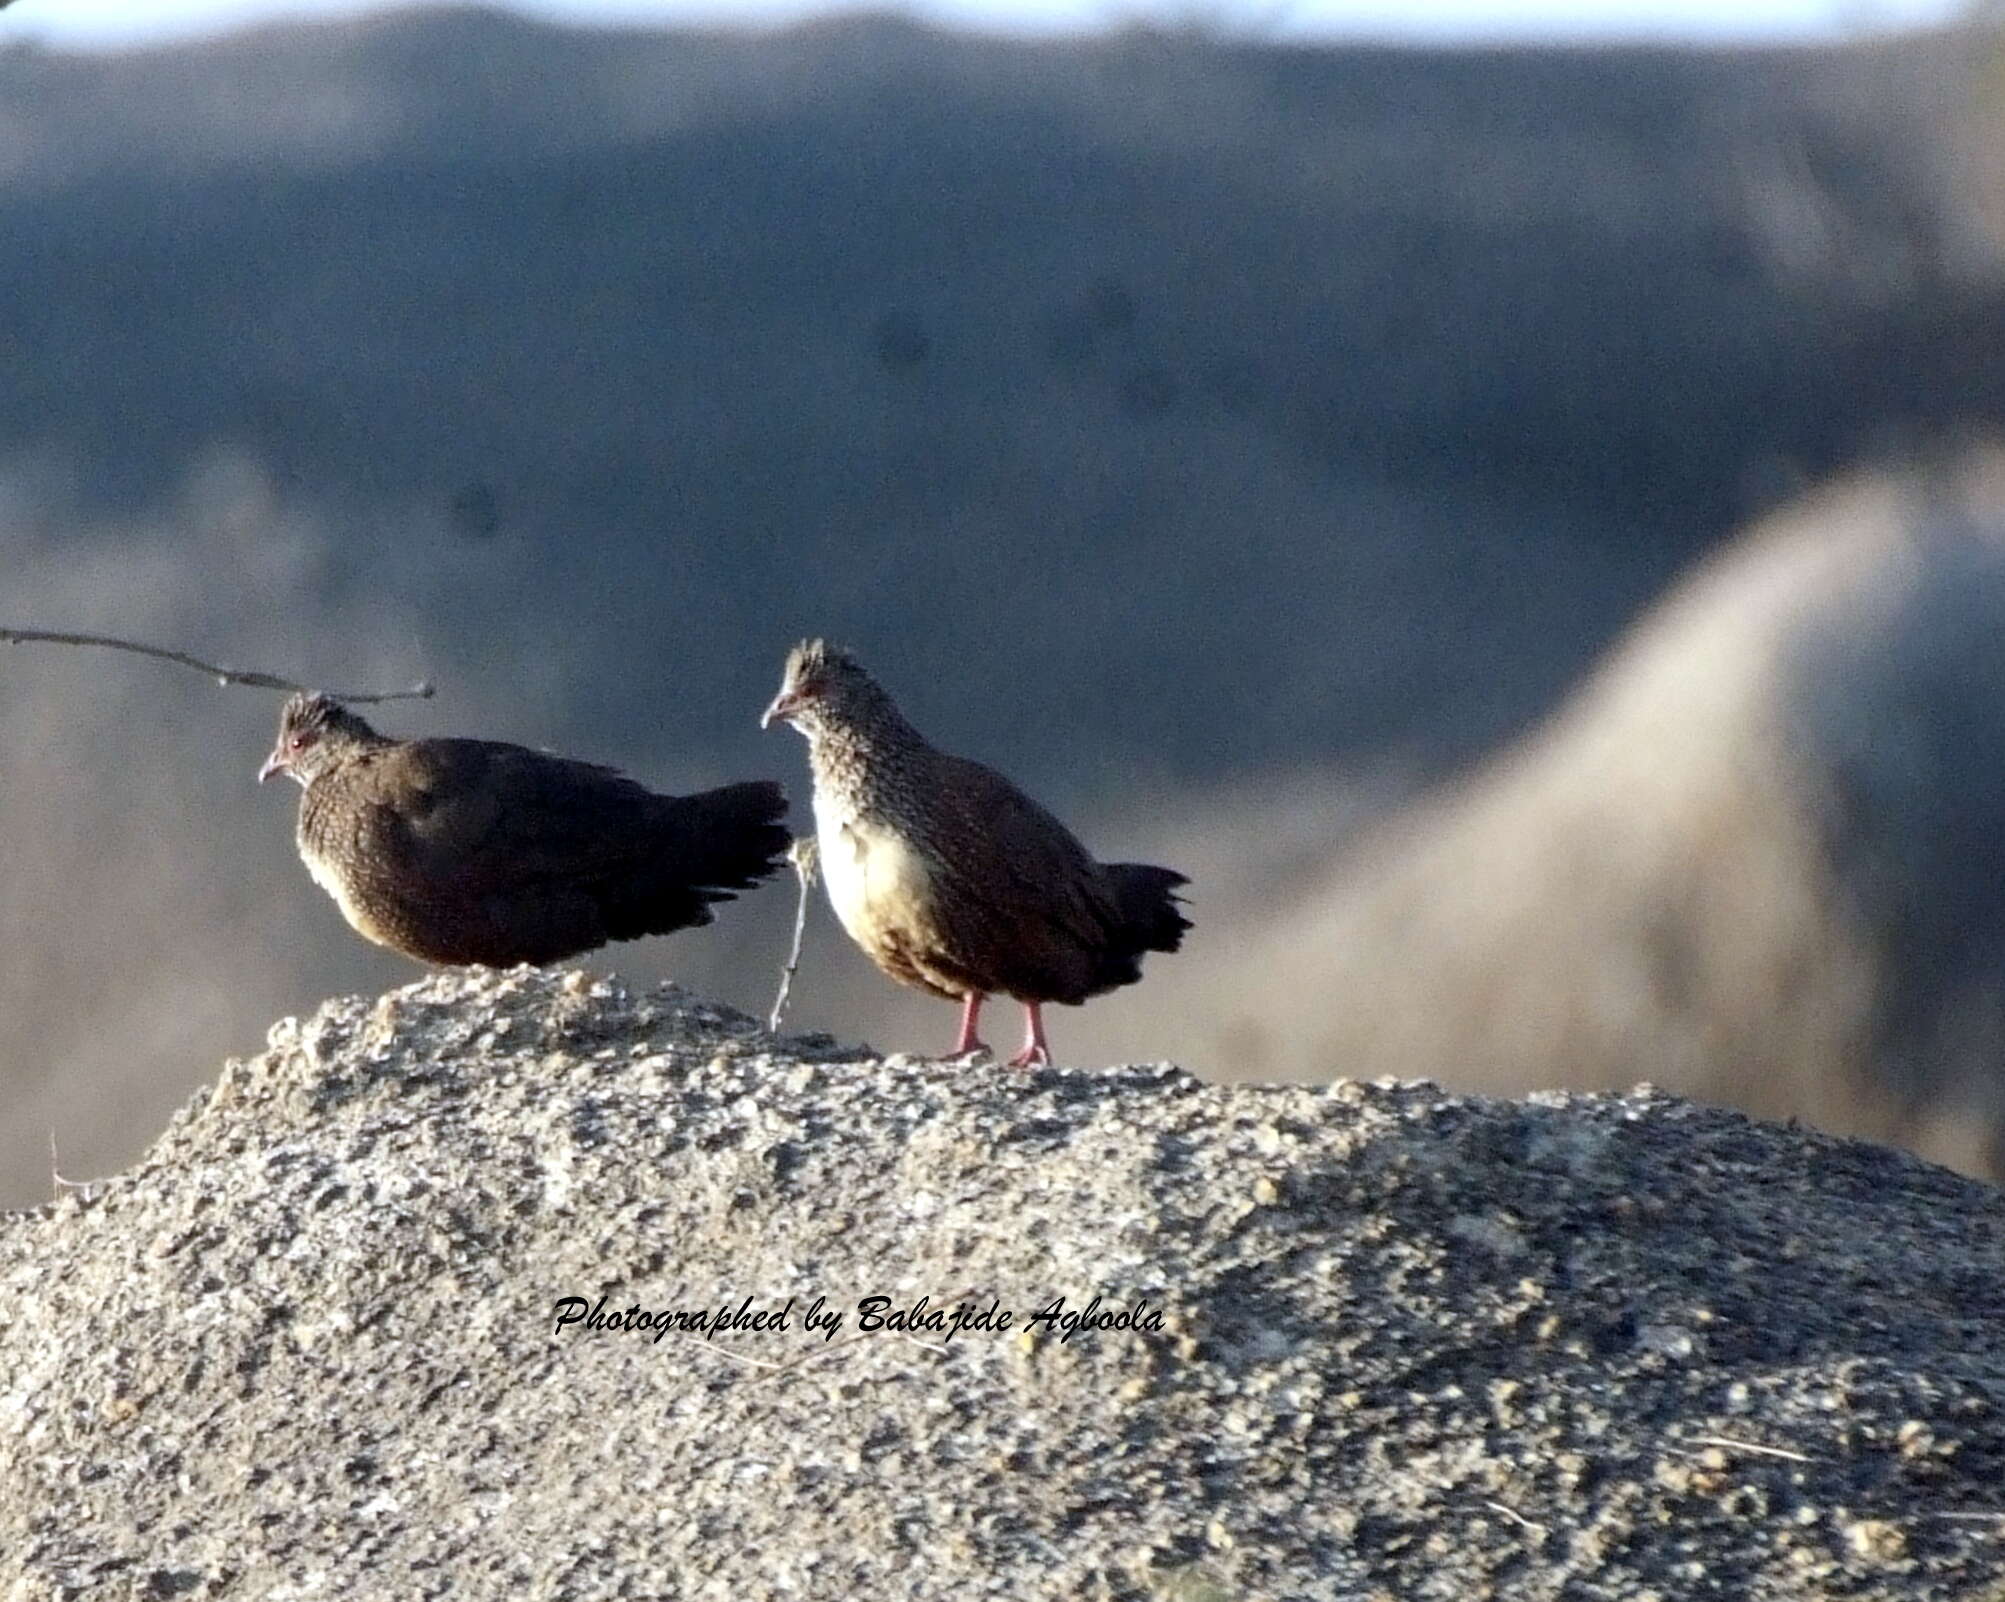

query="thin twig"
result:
[674,1334,790,1372]
[49,1131,98,1204]
[1483,1500,1546,1537]
[1686,1435,1814,1463]
[748,1328,878,1388]
[0,628,433,703]
[768,835,819,1032]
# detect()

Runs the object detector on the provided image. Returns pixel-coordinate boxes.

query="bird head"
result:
[258,691,380,786]
[760,639,878,737]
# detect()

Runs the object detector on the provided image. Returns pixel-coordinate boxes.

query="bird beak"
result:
[257,748,287,784]
[759,691,798,730]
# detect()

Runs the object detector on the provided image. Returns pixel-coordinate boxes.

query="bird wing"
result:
[915,753,1125,999]
[356,739,659,891]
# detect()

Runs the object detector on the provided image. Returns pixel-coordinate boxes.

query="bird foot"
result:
[1006,1044,1052,1069]
[944,1041,994,1065]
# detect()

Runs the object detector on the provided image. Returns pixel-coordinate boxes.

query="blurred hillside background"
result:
[7,2,2005,1201]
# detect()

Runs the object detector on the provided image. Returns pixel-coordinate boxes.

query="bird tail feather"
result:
[1105,862,1191,956]
[668,780,792,894]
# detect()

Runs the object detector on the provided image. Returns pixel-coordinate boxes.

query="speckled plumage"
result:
[264,693,789,967]
[762,642,1188,1062]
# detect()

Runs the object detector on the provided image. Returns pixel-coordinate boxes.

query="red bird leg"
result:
[1007,1003,1052,1068]
[953,992,988,1056]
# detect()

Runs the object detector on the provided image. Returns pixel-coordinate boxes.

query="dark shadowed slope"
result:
[5,15,2005,782]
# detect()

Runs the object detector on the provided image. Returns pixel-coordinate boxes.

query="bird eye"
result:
[288,733,309,751]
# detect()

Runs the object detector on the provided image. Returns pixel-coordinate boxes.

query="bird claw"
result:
[944,1042,993,1065]
[1006,1045,1052,1069]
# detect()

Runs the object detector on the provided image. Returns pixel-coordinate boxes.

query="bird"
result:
[761,640,1189,1066]
[259,691,790,967]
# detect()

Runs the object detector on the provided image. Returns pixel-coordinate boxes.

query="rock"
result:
[2,967,2001,1599]
[1182,458,2005,1181]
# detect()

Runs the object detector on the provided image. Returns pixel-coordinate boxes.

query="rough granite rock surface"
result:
[3,968,2004,1600]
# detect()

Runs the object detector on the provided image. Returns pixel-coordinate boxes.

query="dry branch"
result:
[768,835,819,1032]
[0,629,434,703]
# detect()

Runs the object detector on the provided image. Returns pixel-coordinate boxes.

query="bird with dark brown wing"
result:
[260,692,789,967]
[761,641,1189,1066]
